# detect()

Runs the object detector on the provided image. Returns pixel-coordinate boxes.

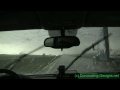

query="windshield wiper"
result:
[65,33,112,71]
[4,45,44,70]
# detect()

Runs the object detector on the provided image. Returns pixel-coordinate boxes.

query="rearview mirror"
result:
[44,36,80,48]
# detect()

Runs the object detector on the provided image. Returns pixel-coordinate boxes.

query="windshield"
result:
[0,27,119,75]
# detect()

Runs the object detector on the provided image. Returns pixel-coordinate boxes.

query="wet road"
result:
[0,55,60,75]
[0,54,119,75]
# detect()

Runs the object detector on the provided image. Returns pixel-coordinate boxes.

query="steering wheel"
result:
[0,69,22,79]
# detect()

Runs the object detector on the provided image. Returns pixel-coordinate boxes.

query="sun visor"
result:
[0,11,42,31]
[83,11,120,27]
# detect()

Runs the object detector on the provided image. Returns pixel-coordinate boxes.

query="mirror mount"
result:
[60,27,65,37]
[60,27,66,51]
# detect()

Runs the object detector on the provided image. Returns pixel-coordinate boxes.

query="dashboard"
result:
[1,72,120,79]
[0,68,120,79]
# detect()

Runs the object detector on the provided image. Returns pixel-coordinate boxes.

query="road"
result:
[0,54,119,75]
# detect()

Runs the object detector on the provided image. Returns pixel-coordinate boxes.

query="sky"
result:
[0,27,120,56]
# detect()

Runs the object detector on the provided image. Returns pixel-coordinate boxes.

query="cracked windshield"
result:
[0,27,120,75]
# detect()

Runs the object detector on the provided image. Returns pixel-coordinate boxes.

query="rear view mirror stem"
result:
[60,27,66,50]
[60,27,65,37]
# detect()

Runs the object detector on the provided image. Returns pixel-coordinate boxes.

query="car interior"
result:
[0,11,120,79]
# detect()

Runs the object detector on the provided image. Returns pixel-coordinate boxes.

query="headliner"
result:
[0,11,120,31]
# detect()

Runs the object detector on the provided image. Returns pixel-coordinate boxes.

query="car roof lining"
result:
[0,11,120,31]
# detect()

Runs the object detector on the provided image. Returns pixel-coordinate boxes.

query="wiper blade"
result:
[65,33,112,71]
[4,45,44,70]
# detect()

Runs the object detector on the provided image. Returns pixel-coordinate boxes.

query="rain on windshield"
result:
[0,27,120,75]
